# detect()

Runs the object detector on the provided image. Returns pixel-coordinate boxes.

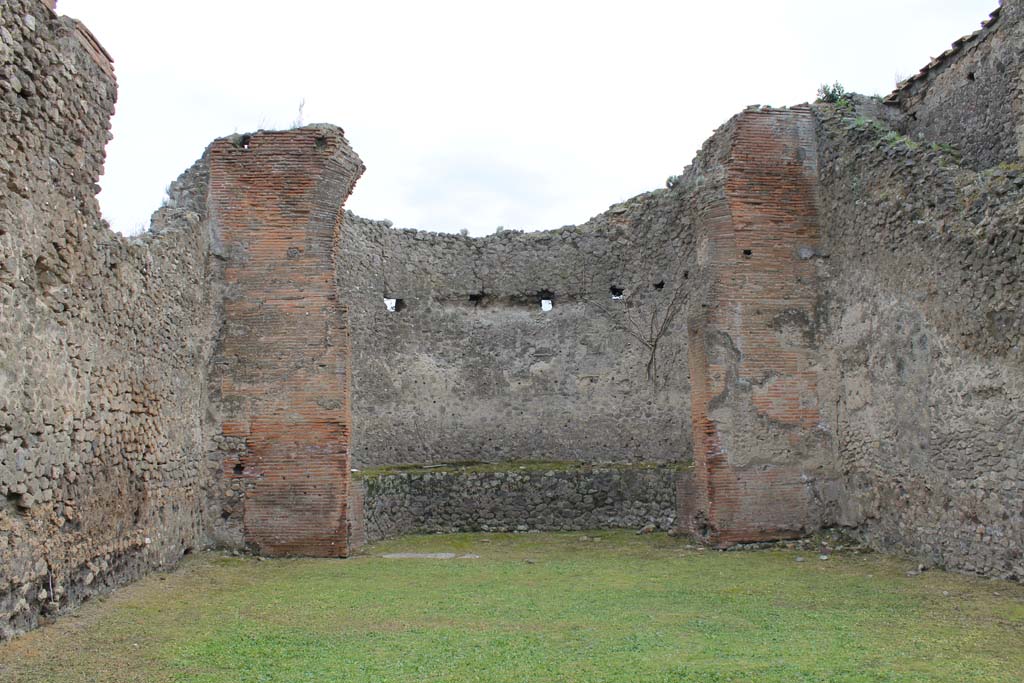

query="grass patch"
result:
[844,114,964,161]
[1,531,1022,682]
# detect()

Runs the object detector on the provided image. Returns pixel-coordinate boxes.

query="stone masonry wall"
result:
[337,189,698,469]
[207,126,364,558]
[1,0,218,638]
[686,107,840,545]
[356,464,684,544]
[886,0,1024,169]
[816,105,1024,579]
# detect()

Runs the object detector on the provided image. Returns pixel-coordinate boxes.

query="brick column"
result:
[209,126,363,557]
[688,107,830,544]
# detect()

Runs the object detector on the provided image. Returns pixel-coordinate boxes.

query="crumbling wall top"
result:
[883,4,1002,105]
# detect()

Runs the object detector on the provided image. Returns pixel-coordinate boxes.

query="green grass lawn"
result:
[2,531,1023,682]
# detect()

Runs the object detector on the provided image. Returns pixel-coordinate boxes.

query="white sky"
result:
[58,0,998,236]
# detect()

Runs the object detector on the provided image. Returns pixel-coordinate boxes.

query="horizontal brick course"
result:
[209,128,363,557]
[688,107,829,544]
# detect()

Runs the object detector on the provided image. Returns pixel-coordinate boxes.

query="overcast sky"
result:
[58,0,998,236]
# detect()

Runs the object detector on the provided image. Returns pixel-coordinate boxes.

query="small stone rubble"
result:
[356,465,682,543]
[1,0,218,638]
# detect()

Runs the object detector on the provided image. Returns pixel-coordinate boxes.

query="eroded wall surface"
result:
[816,106,1024,579]
[1,1,218,637]
[337,194,697,469]
[886,0,1024,169]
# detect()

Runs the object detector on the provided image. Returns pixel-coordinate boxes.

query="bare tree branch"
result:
[573,253,688,384]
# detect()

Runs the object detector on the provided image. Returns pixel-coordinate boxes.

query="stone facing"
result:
[816,105,1024,580]
[884,0,1024,170]
[336,200,696,471]
[352,465,683,545]
[1,0,217,638]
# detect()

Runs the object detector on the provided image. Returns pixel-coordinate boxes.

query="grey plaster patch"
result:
[337,189,698,469]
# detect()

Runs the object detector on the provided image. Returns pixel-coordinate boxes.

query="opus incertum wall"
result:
[884,1,1024,170]
[1,0,218,638]
[335,187,697,472]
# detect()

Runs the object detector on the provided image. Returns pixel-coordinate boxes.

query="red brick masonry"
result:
[688,107,828,544]
[206,113,825,553]
[209,127,363,557]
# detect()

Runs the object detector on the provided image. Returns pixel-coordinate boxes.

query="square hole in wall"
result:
[610,286,624,300]
[538,289,554,312]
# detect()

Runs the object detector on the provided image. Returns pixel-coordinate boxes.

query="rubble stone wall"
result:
[356,464,684,543]
[0,0,218,638]
[886,0,1024,169]
[816,106,1024,579]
